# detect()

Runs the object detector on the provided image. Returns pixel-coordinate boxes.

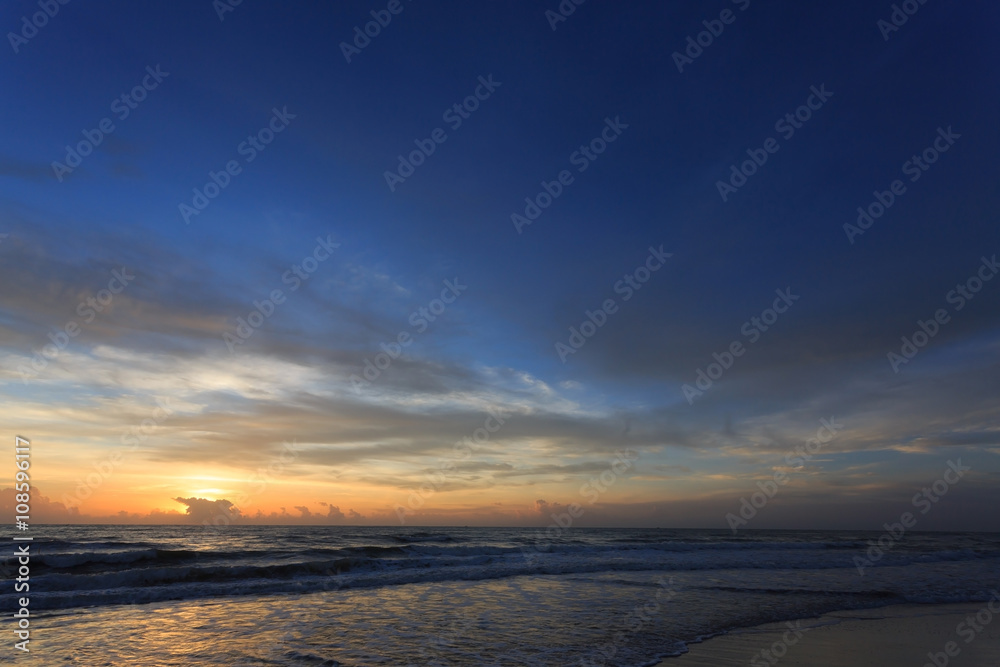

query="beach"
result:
[663,602,1000,667]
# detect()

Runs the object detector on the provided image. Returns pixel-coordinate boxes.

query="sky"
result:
[1,0,998,529]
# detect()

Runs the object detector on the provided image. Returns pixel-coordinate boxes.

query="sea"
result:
[2,526,998,666]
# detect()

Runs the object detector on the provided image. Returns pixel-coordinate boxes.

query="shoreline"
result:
[658,599,1000,666]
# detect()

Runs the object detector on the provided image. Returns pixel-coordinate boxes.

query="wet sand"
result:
[660,601,1000,666]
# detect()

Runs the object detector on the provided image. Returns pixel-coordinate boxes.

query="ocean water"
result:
[3,526,998,666]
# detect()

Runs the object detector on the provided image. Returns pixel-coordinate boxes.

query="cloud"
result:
[1,208,998,532]
[0,155,54,182]
[0,487,187,524]
[3,477,999,531]
[173,497,241,523]
[320,502,345,520]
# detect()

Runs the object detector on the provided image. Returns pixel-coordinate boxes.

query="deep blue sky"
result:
[2,0,999,528]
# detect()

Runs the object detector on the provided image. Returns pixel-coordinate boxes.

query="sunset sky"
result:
[1,0,998,529]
